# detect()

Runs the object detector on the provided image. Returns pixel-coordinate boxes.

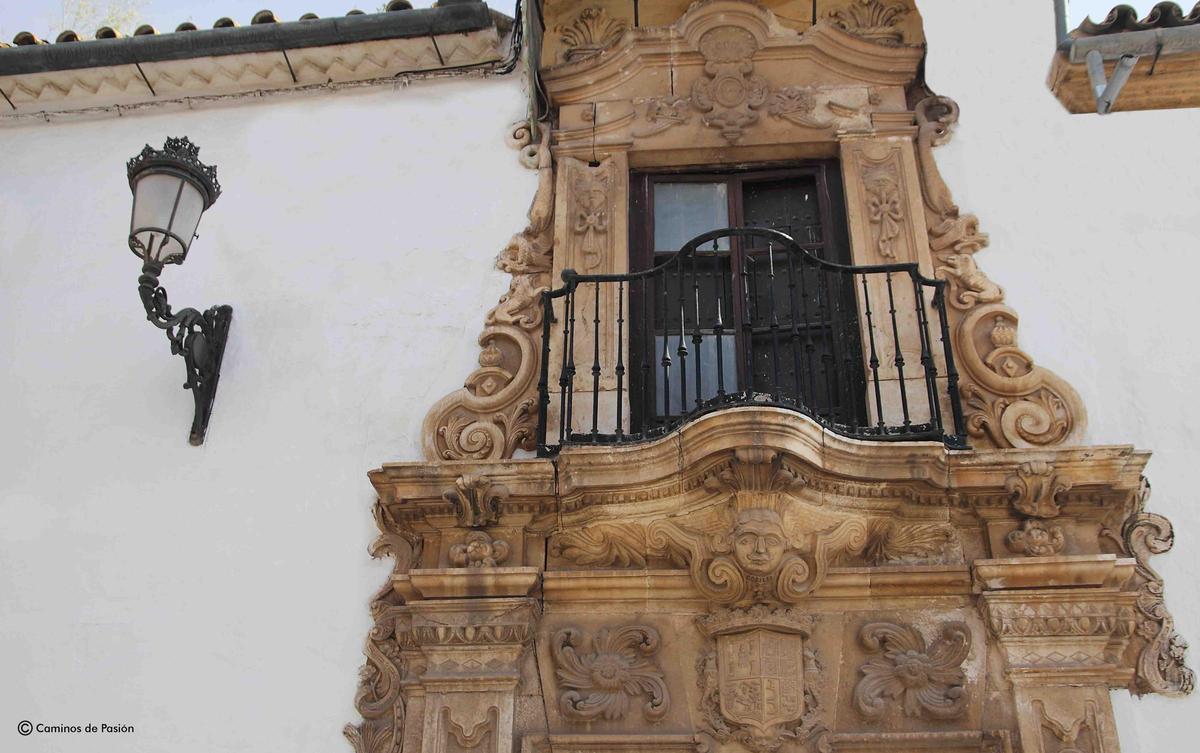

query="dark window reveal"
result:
[629,163,866,433]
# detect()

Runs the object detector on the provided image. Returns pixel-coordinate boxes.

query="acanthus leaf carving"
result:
[556,6,628,64]
[1005,461,1069,518]
[853,621,971,720]
[422,127,553,461]
[1119,478,1195,696]
[345,583,406,753]
[552,625,670,721]
[914,95,1086,449]
[443,474,509,528]
[825,0,908,45]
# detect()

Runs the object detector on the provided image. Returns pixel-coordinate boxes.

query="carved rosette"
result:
[914,96,1087,448]
[853,621,971,720]
[552,625,670,721]
[449,531,511,568]
[422,126,554,461]
[1006,519,1066,557]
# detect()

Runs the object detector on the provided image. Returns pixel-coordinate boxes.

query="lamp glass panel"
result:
[130,172,206,264]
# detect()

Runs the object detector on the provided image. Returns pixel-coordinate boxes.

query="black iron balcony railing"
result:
[536,227,967,455]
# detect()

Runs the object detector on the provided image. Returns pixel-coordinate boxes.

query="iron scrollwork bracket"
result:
[137,261,233,445]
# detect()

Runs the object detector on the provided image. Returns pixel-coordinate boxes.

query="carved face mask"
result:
[732,509,786,575]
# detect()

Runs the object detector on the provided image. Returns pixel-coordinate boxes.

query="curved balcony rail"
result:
[536,227,967,456]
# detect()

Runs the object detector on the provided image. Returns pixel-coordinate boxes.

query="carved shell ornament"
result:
[826,0,909,44]
[557,7,627,63]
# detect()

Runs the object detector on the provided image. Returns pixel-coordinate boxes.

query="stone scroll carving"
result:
[552,625,670,721]
[421,124,554,461]
[696,606,826,753]
[345,585,406,753]
[1117,479,1195,696]
[853,621,971,720]
[914,96,1087,448]
[550,449,958,601]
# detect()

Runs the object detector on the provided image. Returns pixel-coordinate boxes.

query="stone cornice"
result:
[0,24,504,122]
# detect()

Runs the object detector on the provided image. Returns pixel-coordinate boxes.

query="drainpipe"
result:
[1053,0,1070,46]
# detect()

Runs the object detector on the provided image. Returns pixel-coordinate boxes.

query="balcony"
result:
[536,227,967,455]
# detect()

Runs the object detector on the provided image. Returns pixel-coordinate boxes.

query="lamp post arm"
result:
[136,261,233,445]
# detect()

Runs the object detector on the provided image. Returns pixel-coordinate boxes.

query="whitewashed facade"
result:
[1,2,1198,752]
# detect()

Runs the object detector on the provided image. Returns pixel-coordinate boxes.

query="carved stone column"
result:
[979,556,1137,753]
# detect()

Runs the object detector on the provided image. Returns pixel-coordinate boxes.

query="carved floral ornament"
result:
[853,621,971,720]
[552,625,670,721]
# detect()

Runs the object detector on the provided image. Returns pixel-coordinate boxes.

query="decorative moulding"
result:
[0,29,503,121]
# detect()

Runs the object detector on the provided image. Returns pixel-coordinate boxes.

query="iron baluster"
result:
[536,288,556,455]
[912,276,942,434]
[861,273,886,429]
[692,250,704,410]
[767,242,781,401]
[660,271,672,419]
[884,271,911,428]
[590,280,601,440]
[714,240,727,399]
[933,284,967,442]
[786,249,802,408]
[640,277,651,438]
[564,279,578,440]
[557,280,573,445]
[616,279,626,438]
[676,255,689,414]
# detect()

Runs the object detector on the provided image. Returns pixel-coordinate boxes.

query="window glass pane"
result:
[653,182,729,252]
[743,177,822,244]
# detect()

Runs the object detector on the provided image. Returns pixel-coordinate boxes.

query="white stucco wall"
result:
[921,0,1200,748]
[3,3,1200,751]
[0,76,535,752]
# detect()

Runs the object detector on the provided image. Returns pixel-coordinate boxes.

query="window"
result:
[628,163,867,434]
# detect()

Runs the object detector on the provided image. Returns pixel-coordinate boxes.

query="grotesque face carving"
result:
[732,509,787,575]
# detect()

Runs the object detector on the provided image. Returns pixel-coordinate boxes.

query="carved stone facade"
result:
[351,4,1193,753]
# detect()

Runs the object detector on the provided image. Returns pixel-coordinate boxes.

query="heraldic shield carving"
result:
[698,607,824,753]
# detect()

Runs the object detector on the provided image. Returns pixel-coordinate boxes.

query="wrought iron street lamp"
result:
[126,136,232,445]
